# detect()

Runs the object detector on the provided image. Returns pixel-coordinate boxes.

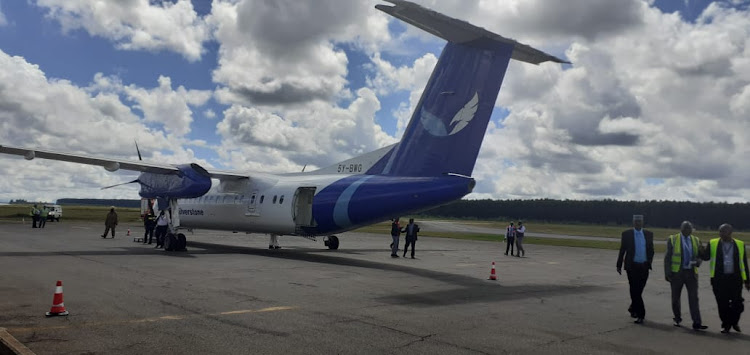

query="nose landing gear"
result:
[324,235,339,250]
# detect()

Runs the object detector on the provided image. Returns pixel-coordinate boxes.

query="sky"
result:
[1,0,750,203]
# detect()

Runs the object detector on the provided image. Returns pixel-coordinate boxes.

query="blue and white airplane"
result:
[0,0,567,251]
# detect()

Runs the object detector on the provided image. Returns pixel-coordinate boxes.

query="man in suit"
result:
[664,221,707,330]
[403,218,420,259]
[699,223,750,333]
[617,214,654,324]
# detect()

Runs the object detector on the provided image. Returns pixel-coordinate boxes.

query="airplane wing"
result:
[0,144,248,180]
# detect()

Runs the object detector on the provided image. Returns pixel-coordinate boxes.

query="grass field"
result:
[0,205,742,251]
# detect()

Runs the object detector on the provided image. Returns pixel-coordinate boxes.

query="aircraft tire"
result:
[328,235,339,250]
[177,233,187,251]
[164,233,177,251]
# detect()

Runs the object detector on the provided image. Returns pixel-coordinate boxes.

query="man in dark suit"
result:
[403,218,420,259]
[617,214,655,324]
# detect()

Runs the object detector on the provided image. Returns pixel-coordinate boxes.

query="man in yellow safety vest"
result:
[699,223,750,334]
[664,221,707,330]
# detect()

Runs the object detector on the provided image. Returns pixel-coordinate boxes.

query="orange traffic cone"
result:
[127,228,131,236]
[488,262,497,281]
[45,280,69,317]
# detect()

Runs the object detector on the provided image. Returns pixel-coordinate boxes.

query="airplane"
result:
[0,0,567,252]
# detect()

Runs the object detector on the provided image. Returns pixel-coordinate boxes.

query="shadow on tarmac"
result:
[0,241,605,306]
[641,321,750,341]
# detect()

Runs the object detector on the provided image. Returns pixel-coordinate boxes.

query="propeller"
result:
[100,140,146,190]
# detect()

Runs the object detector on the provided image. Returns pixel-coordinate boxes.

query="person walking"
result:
[30,204,40,228]
[403,218,420,259]
[699,223,750,333]
[617,215,654,324]
[504,222,516,256]
[390,218,402,258]
[101,207,118,238]
[154,210,170,248]
[515,221,526,257]
[664,221,707,330]
[39,206,48,228]
[143,209,156,244]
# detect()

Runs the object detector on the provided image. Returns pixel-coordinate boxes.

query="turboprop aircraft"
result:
[0,0,567,252]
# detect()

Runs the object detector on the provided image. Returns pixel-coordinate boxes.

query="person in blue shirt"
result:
[664,221,707,330]
[617,215,654,324]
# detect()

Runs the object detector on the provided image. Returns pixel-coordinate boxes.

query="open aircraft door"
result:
[293,187,316,233]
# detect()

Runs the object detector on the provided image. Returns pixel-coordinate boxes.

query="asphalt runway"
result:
[0,221,748,354]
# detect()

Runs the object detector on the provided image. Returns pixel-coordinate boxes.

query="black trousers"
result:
[403,239,416,257]
[626,263,650,318]
[144,225,155,243]
[712,274,744,328]
[155,226,169,246]
[505,236,515,255]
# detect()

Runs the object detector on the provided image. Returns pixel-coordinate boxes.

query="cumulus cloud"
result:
[0,50,213,202]
[209,0,390,106]
[35,0,210,61]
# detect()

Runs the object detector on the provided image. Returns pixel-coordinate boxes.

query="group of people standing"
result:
[390,218,420,258]
[617,215,750,334]
[29,204,48,228]
[141,208,171,248]
[504,221,526,257]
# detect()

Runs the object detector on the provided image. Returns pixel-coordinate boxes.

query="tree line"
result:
[419,199,750,230]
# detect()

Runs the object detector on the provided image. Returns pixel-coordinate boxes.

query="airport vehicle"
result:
[0,1,567,251]
[44,204,62,221]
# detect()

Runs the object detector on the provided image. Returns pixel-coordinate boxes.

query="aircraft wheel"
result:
[327,235,339,250]
[177,233,187,251]
[164,233,177,251]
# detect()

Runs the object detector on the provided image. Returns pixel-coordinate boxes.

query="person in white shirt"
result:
[154,210,170,249]
[515,221,526,257]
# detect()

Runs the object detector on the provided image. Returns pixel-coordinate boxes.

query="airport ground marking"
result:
[7,306,297,333]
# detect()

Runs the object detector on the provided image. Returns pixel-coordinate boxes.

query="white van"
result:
[44,205,62,221]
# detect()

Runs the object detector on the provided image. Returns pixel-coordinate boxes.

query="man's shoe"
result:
[733,324,742,332]
[391,254,399,258]
[274,246,281,249]
[673,321,681,327]
[634,318,644,324]
[504,252,508,256]
[692,324,708,331]
[269,245,274,249]
[721,327,731,334]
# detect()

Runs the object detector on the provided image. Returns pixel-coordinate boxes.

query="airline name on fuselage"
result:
[179,208,204,216]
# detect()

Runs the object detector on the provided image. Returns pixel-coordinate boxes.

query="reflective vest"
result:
[670,234,700,273]
[709,238,747,280]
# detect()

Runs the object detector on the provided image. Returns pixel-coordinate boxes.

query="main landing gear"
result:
[164,233,187,251]
[324,235,339,250]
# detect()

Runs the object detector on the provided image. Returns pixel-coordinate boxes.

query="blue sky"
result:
[1,0,750,203]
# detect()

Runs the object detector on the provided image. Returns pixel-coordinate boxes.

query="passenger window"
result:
[250,195,255,204]
[273,195,277,204]
[279,195,284,204]
[260,195,265,204]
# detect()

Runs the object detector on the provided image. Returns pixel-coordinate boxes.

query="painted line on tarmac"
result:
[0,327,35,355]
[6,306,296,333]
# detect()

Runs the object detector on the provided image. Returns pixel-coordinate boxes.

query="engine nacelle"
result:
[138,163,211,199]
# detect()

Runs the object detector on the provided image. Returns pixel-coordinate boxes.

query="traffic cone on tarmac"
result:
[45,280,69,317]
[488,262,497,281]
[127,228,131,236]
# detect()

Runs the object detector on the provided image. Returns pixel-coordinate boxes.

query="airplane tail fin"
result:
[371,1,567,177]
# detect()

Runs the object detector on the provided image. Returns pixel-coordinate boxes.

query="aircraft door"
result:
[293,187,316,229]
[245,190,260,216]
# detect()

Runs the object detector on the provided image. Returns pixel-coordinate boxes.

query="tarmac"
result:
[0,221,748,354]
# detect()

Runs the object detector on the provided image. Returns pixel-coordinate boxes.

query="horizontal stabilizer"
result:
[376,0,569,65]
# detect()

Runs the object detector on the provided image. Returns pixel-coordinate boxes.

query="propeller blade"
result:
[101,179,139,190]
[134,140,143,161]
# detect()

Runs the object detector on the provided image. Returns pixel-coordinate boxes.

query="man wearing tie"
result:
[617,215,654,324]
[403,218,420,259]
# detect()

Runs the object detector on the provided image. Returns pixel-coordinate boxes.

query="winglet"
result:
[376,0,570,65]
